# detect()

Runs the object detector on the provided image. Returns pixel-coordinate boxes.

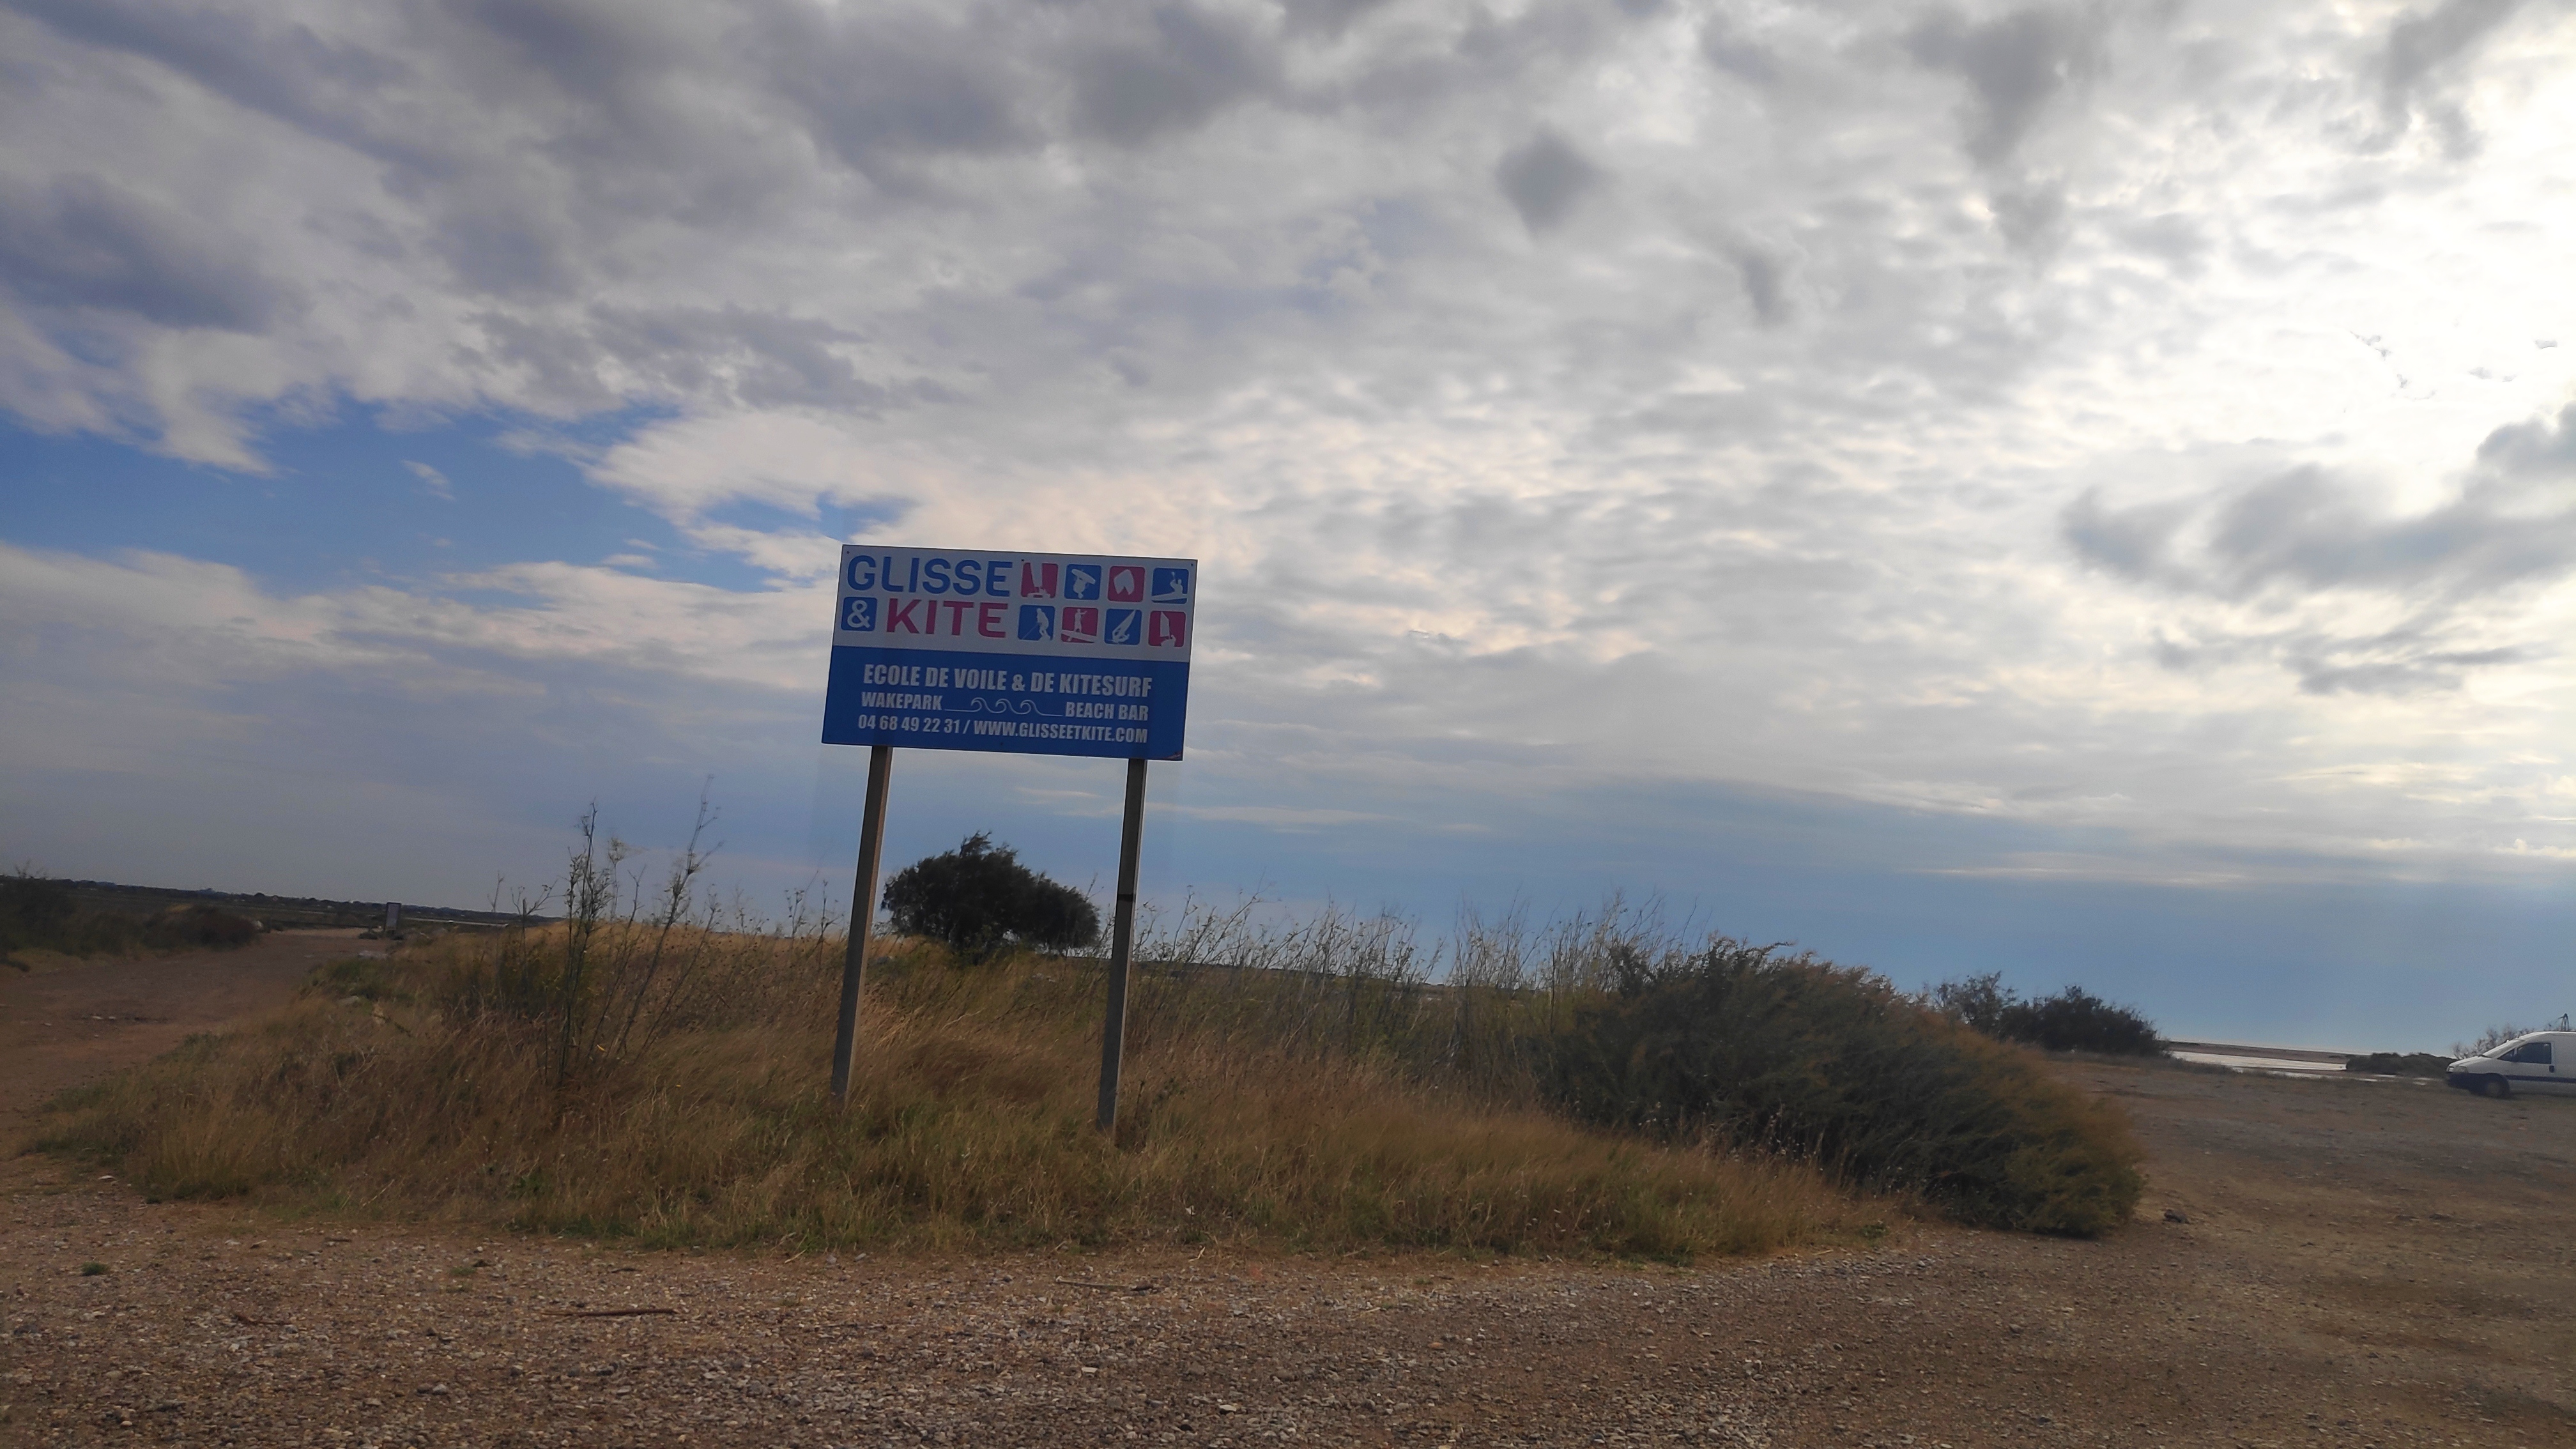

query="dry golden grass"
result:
[36,927,1876,1260]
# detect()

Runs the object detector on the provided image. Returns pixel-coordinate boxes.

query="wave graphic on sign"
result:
[961,697,1041,716]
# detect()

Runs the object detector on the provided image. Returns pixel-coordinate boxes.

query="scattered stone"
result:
[5,1055,2568,1446]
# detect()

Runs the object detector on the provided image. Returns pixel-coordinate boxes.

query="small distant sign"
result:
[820,546,1195,759]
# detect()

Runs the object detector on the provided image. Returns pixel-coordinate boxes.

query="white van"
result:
[2448,1032,2576,1098]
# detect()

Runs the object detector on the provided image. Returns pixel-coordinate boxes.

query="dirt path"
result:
[6,1004,2573,1446]
[0,931,366,1132]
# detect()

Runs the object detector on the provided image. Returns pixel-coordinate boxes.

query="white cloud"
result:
[3,0,2574,896]
[404,459,454,499]
[0,540,823,694]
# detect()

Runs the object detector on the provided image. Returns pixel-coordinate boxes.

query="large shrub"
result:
[147,903,263,950]
[0,871,259,960]
[882,834,1100,961]
[1932,972,2161,1055]
[1547,941,2143,1236]
[2345,1052,2450,1078]
[0,873,78,955]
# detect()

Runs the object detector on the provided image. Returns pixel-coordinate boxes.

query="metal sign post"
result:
[817,546,1196,1129]
[828,744,893,1101]
[1094,757,1148,1133]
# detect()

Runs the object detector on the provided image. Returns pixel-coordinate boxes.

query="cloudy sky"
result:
[4,0,2572,1048]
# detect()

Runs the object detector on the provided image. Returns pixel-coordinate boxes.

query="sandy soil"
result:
[4,944,2572,1448]
[0,931,370,1138]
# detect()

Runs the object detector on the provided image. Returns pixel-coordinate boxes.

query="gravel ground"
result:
[6,945,2574,1447]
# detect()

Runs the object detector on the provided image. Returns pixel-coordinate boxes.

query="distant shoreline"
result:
[47,878,544,930]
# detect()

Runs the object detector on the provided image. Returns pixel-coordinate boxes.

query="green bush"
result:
[1547,941,2144,1236]
[882,834,1100,961]
[1931,972,2161,1055]
[146,904,262,951]
[2345,1052,2450,1078]
[0,871,261,960]
[1,873,79,953]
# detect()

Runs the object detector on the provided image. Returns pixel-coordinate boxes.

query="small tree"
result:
[1931,971,2012,1038]
[2458,1023,2546,1057]
[881,833,1100,962]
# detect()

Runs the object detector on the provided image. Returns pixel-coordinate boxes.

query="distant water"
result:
[2168,1049,2349,1075]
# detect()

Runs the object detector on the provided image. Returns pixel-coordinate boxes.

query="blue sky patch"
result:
[0,404,797,594]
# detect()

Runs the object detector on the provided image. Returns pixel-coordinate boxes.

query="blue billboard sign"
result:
[820,546,1196,759]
